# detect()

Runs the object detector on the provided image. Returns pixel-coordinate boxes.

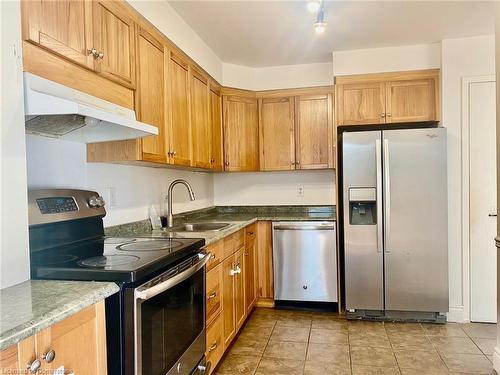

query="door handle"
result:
[375,139,383,253]
[489,213,498,217]
[383,138,391,254]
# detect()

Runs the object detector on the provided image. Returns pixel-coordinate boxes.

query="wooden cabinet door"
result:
[256,221,274,301]
[223,95,259,172]
[36,303,107,374]
[385,79,437,123]
[206,264,223,324]
[337,82,386,125]
[136,27,167,163]
[259,97,295,171]
[244,239,257,314]
[222,255,236,347]
[21,0,94,69]
[234,249,246,329]
[168,52,192,166]
[0,336,35,374]
[191,70,211,169]
[210,85,223,171]
[93,1,136,88]
[295,94,334,169]
[205,312,224,374]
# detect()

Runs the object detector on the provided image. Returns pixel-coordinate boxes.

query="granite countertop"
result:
[0,280,119,350]
[106,205,336,246]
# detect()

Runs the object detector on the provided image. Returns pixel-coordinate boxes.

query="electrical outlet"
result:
[107,187,117,207]
[297,187,304,197]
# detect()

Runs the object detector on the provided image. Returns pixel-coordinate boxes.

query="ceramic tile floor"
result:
[214,308,497,375]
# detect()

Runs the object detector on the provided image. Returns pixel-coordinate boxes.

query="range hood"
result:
[23,73,158,143]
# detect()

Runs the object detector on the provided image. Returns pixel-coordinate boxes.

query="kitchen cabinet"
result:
[210,83,224,171]
[259,97,296,171]
[168,52,192,166]
[222,254,237,347]
[295,93,335,170]
[336,82,386,125]
[206,263,223,325]
[336,69,440,126]
[191,70,211,169]
[244,238,257,314]
[92,1,136,88]
[222,95,259,172]
[21,0,95,69]
[0,302,107,374]
[205,312,224,375]
[234,248,246,330]
[22,0,135,88]
[136,27,167,163]
[256,221,274,306]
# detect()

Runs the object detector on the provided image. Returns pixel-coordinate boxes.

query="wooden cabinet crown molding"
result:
[334,68,440,85]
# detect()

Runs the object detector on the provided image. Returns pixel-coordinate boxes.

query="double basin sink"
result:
[165,222,232,232]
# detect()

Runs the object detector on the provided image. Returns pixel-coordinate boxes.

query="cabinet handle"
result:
[88,48,99,58]
[207,292,217,300]
[230,266,241,276]
[386,113,392,117]
[172,150,177,156]
[42,349,56,363]
[27,359,41,373]
[247,231,254,235]
[210,254,216,259]
[210,158,215,163]
[208,341,218,352]
[98,52,104,59]
[489,213,498,217]
[224,161,229,166]
[244,252,249,256]
[296,161,300,165]
[380,113,386,118]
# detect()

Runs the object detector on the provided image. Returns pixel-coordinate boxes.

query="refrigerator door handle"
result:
[383,138,391,253]
[375,139,383,253]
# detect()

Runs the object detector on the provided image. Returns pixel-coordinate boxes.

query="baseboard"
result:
[493,346,500,373]
[255,299,275,308]
[447,306,466,323]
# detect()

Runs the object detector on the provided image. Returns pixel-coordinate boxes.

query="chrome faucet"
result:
[166,179,195,228]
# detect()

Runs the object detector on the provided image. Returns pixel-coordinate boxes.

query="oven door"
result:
[134,252,211,375]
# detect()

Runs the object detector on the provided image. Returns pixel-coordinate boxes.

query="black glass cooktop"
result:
[30,236,205,283]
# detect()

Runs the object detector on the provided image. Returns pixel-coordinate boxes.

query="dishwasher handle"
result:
[273,224,335,231]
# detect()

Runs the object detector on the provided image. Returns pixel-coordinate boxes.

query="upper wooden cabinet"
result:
[259,97,296,171]
[190,70,211,169]
[168,52,192,166]
[295,93,335,170]
[22,0,95,69]
[222,94,259,172]
[92,1,136,88]
[336,69,440,126]
[136,27,167,163]
[22,0,136,88]
[210,84,224,171]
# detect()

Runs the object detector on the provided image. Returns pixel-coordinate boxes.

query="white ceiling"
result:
[168,1,495,67]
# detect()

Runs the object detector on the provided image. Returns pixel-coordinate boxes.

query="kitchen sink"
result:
[168,222,232,232]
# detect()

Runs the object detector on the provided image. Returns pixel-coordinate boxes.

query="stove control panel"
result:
[36,197,78,214]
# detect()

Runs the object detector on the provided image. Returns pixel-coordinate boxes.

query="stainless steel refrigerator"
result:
[342,127,448,320]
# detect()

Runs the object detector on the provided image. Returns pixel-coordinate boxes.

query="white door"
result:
[470,80,497,323]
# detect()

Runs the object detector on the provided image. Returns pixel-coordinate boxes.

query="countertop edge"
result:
[0,281,119,351]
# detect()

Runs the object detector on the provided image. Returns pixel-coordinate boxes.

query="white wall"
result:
[332,43,441,76]
[26,135,214,227]
[223,62,334,90]
[213,171,335,206]
[0,0,30,289]
[441,35,496,322]
[127,0,223,82]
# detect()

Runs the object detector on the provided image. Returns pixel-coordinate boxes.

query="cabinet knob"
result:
[207,292,217,300]
[386,113,392,117]
[172,150,177,156]
[98,52,104,59]
[210,158,215,163]
[380,113,386,118]
[224,161,229,166]
[210,254,216,259]
[27,359,41,373]
[42,349,56,363]
[296,161,300,165]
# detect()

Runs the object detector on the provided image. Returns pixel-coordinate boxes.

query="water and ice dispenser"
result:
[349,188,377,225]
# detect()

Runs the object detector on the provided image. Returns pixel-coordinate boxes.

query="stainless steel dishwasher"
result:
[272,221,337,303]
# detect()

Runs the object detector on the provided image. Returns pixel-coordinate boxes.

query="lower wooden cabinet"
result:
[205,312,224,374]
[0,301,107,374]
[256,221,274,305]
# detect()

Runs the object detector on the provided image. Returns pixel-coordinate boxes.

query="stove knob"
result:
[88,195,105,208]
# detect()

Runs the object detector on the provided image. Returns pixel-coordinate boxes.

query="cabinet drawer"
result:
[245,223,256,242]
[223,229,245,258]
[206,312,224,374]
[206,264,223,324]
[206,240,223,271]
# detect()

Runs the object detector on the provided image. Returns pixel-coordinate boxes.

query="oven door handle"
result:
[135,252,211,301]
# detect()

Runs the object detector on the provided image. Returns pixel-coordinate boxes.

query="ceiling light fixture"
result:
[314,7,327,34]
[307,0,321,13]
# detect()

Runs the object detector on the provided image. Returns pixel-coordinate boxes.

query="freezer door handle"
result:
[376,139,383,253]
[383,138,391,253]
